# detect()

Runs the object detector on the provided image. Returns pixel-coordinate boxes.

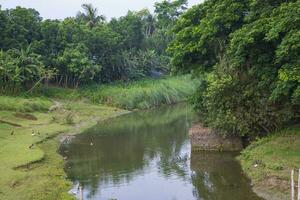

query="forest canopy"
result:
[169,0,300,137]
[0,0,188,92]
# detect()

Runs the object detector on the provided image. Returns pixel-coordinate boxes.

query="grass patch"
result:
[0,99,127,200]
[0,96,52,112]
[0,139,75,200]
[239,126,300,199]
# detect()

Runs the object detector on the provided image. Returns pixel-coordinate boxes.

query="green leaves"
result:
[170,0,300,136]
[169,0,248,73]
[0,3,187,90]
[78,3,105,29]
[0,46,49,93]
[154,0,188,28]
[56,44,101,87]
[0,6,42,50]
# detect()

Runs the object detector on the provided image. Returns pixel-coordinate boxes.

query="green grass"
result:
[84,76,198,110]
[36,87,81,100]
[0,96,52,112]
[1,139,75,200]
[0,99,127,200]
[40,75,199,110]
[239,126,300,199]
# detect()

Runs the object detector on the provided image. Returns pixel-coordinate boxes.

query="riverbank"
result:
[0,76,198,200]
[39,75,198,110]
[0,99,128,200]
[239,126,300,200]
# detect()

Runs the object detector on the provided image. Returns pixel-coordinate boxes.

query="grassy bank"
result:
[0,99,128,200]
[41,75,198,110]
[239,126,300,200]
[0,76,197,200]
[0,96,52,112]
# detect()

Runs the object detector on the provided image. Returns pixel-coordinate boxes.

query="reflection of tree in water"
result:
[190,152,263,200]
[61,104,194,199]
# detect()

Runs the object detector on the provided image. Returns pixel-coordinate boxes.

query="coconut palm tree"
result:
[80,3,105,29]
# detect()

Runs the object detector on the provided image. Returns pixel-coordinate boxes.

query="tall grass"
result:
[81,76,198,110]
[0,96,52,112]
[30,75,198,110]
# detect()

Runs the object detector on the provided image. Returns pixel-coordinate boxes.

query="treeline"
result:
[0,0,188,92]
[169,0,300,137]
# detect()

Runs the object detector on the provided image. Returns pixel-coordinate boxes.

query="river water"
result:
[60,104,262,200]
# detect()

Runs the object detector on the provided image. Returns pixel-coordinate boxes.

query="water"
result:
[61,104,262,200]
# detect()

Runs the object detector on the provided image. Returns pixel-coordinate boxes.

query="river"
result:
[60,104,262,200]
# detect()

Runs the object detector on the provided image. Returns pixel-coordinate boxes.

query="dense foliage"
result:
[169,0,300,137]
[0,1,188,92]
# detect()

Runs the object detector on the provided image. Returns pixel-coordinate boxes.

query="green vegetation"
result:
[39,76,198,110]
[0,0,188,93]
[1,0,298,199]
[239,126,300,199]
[81,76,198,109]
[0,96,52,112]
[169,0,299,137]
[0,98,127,200]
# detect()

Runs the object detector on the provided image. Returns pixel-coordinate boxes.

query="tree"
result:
[0,50,20,93]
[168,0,248,73]
[57,44,101,88]
[77,3,105,29]
[0,46,50,93]
[170,0,299,136]
[0,3,182,89]
[0,6,42,50]
[137,9,156,38]
[121,49,163,80]
[0,6,8,49]
[85,25,122,82]
[36,19,62,67]
[154,0,188,28]
[109,11,144,49]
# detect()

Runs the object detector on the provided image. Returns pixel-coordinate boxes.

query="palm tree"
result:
[138,9,156,38]
[81,4,105,29]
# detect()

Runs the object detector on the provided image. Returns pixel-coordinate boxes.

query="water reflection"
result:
[190,152,261,200]
[61,104,262,200]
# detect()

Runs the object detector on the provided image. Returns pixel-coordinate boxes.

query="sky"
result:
[1,0,203,20]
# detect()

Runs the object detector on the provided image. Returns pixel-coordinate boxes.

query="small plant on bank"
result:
[65,112,75,125]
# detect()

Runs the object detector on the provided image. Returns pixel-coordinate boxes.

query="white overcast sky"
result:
[0,0,204,20]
